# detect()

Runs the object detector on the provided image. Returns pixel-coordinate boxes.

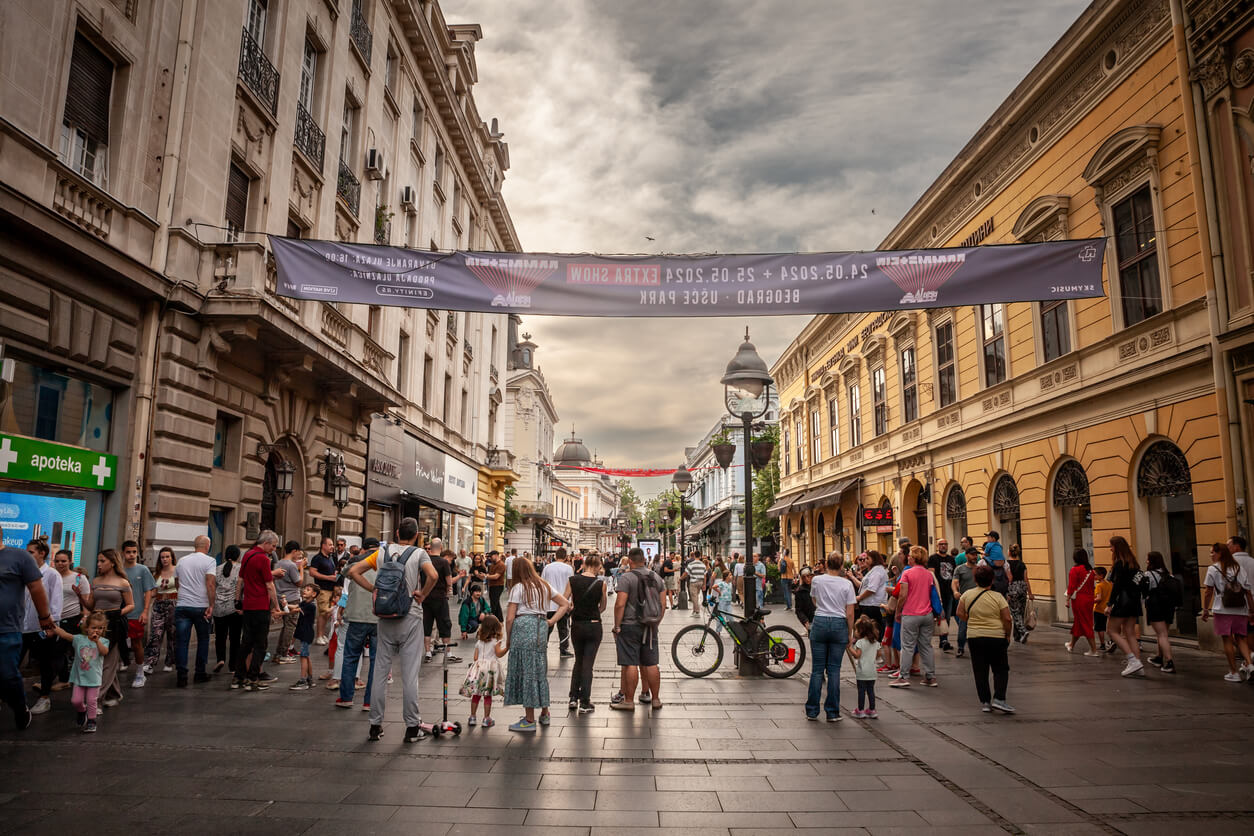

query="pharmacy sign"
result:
[0,433,117,492]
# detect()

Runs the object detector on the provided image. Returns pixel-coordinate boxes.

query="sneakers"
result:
[132,673,146,689]
[955,650,965,658]
[314,636,328,646]
[990,699,1016,714]
[368,724,384,741]
[509,718,537,733]
[83,719,98,734]
[1120,657,1145,677]
[446,654,462,664]
[229,679,244,690]
[1064,641,1075,653]
[1224,671,1243,682]
[1240,663,1253,681]
[335,698,353,709]
[826,714,842,722]
[467,715,477,727]
[639,690,651,701]
[75,711,87,728]
[1160,660,1176,674]
[142,664,154,675]
[981,702,993,713]
[29,696,51,715]
[362,704,370,712]
[851,710,866,719]
[890,678,910,688]
[289,679,312,691]
[482,717,495,728]
[568,699,579,711]
[1083,650,1102,657]
[924,677,939,687]
[258,672,278,683]
[404,726,428,742]
[194,673,212,684]
[1147,655,1163,667]
[806,713,819,721]
[609,692,634,711]
[273,657,296,665]
[866,710,878,719]
[559,651,575,659]
[162,665,174,673]
[101,694,122,707]
[578,701,595,714]
[876,664,896,674]
[424,651,433,663]
[538,712,551,725]
[245,680,270,691]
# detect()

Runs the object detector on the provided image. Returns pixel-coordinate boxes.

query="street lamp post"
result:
[720,328,775,675]
[672,464,693,560]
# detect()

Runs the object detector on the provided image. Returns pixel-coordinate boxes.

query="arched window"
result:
[945,484,967,546]
[816,513,826,559]
[1052,460,1090,507]
[992,475,1020,549]
[1136,440,1192,498]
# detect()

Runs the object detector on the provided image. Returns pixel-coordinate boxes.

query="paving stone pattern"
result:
[2,608,1253,835]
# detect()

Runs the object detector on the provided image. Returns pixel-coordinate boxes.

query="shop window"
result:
[900,346,917,423]
[213,412,240,470]
[1113,186,1163,326]
[935,320,956,407]
[0,359,113,452]
[872,367,887,436]
[827,396,839,457]
[61,32,114,188]
[848,383,862,447]
[980,304,1007,387]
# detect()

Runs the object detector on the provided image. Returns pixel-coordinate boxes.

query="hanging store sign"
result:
[862,507,894,527]
[0,432,117,492]
[270,237,1107,318]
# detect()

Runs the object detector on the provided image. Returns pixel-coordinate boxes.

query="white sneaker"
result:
[1224,672,1242,682]
[162,665,174,673]
[142,664,154,675]
[1120,657,1144,677]
[132,673,146,688]
[30,696,51,715]
[314,636,328,646]
[1240,663,1253,682]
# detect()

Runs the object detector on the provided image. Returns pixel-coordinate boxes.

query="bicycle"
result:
[671,601,806,678]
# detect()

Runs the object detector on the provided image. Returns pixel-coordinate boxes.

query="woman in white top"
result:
[806,553,858,721]
[52,548,92,691]
[504,557,570,732]
[1202,542,1254,682]
[855,550,888,632]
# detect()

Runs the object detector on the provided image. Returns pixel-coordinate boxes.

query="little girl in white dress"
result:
[459,614,507,727]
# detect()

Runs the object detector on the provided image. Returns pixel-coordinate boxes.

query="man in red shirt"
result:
[232,531,282,691]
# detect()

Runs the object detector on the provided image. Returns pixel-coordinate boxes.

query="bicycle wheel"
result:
[756,625,806,678]
[671,624,724,678]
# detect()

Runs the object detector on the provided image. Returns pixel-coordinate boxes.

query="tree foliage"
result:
[751,424,780,539]
[503,485,521,533]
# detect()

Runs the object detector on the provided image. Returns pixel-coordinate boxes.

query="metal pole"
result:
[739,410,757,674]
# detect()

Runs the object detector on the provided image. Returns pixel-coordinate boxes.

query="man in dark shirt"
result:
[308,537,338,644]
[927,539,955,650]
[1,533,54,729]
[422,548,460,663]
[485,550,505,620]
[660,553,677,609]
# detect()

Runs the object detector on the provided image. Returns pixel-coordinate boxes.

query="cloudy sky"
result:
[456,0,1091,498]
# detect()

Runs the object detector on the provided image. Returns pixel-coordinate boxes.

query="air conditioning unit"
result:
[365,148,386,180]
[400,185,417,213]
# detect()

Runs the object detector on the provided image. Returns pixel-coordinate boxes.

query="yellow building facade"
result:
[770,0,1241,647]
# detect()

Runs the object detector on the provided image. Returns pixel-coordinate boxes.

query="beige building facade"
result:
[770,0,1251,650]
[0,0,518,563]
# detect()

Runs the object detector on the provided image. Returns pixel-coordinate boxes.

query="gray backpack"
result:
[632,568,664,627]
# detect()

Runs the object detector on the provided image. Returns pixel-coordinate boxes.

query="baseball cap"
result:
[898,538,911,547]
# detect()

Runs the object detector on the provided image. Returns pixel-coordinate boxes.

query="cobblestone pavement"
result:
[2,604,1252,835]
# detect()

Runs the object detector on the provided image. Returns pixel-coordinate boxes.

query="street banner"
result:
[270,237,1107,317]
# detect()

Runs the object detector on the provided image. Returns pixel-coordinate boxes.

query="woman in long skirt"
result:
[503,558,570,732]
[86,549,134,705]
[1064,549,1099,655]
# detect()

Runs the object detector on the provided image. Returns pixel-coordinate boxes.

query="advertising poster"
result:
[635,539,661,567]
[0,489,88,560]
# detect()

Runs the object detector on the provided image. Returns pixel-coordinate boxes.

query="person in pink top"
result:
[891,546,939,688]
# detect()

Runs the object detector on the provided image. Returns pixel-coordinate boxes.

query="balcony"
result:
[349,4,373,66]
[238,28,280,116]
[337,159,361,217]
[463,341,474,360]
[486,447,516,472]
[489,363,499,382]
[294,103,326,172]
[516,500,554,521]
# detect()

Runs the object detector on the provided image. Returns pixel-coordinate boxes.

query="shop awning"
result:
[765,492,805,518]
[797,476,860,511]
[403,492,475,518]
[687,508,731,538]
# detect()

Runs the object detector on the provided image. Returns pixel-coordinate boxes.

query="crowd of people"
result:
[3,521,1252,738]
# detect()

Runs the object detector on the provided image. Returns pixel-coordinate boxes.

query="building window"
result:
[810,409,821,463]
[782,429,790,477]
[872,367,887,436]
[935,321,956,407]
[225,162,250,241]
[385,44,399,96]
[298,38,318,111]
[460,388,469,435]
[411,96,424,145]
[397,332,410,396]
[367,305,382,339]
[794,416,804,470]
[827,396,840,457]
[433,144,444,187]
[212,412,240,471]
[980,304,1007,387]
[340,97,358,164]
[1113,185,1163,326]
[900,346,918,423]
[246,0,267,45]
[285,218,304,239]
[443,373,452,423]
[61,33,114,188]
[848,383,862,448]
[421,354,433,411]
[1039,300,1070,362]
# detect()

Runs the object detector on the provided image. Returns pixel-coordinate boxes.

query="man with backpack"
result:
[610,547,666,711]
[346,517,438,743]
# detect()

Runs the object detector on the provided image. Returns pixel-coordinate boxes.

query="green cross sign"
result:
[0,432,117,492]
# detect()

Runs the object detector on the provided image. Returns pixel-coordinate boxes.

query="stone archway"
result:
[1133,439,1198,636]
[945,483,968,548]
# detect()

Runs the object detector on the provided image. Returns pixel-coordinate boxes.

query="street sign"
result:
[0,432,117,492]
[861,507,893,527]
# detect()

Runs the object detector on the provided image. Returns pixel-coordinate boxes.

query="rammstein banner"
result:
[270,237,1106,317]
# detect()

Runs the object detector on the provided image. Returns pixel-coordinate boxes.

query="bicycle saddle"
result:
[752,608,771,619]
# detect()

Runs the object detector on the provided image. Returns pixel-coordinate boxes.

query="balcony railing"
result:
[349,4,373,66]
[337,159,361,217]
[489,363,499,381]
[486,447,516,471]
[516,500,554,520]
[238,28,279,116]
[294,103,326,171]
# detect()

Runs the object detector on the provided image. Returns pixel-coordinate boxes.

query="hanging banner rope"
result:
[548,464,739,477]
[270,237,1106,318]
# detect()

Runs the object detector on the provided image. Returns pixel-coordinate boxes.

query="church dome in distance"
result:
[554,430,592,465]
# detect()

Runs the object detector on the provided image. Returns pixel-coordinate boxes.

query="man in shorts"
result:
[422,547,461,663]
[660,553,678,608]
[121,540,154,691]
[611,548,666,711]
[308,537,339,644]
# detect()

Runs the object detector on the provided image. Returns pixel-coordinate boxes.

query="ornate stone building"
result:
[770,0,1249,650]
[0,0,519,562]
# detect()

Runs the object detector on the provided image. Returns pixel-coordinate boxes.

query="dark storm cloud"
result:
[455,0,1090,497]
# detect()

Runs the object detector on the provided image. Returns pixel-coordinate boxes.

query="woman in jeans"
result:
[956,563,1014,714]
[805,553,857,721]
[564,554,606,714]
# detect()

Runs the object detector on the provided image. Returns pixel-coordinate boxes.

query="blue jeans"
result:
[1,631,26,719]
[781,579,793,609]
[957,616,968,653]
[339,621,377,705]
[756,586,765,609]
[174,607,210,676]
[806,615,849,718]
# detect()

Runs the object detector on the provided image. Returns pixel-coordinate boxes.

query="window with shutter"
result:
[225,164,250,240]
[60,33,114,186]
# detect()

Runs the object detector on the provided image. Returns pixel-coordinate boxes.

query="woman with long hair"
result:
[1143,551,1177,674]
[86,549,134,705]
[213,545,243,673]
[1005,544,1034,644]
[1064,549,1099,655]
[1104,535,1145,677]
[143,547,178,676]
[1202,542,1254,681]
[564,553,606,713]
[504,557,570,732]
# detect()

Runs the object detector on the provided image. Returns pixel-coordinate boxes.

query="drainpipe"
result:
[1169,0,1240,534]
[127,0,198,554]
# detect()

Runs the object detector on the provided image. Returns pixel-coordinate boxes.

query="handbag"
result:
[929,581,944,617]
[1026,607,1037,630]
